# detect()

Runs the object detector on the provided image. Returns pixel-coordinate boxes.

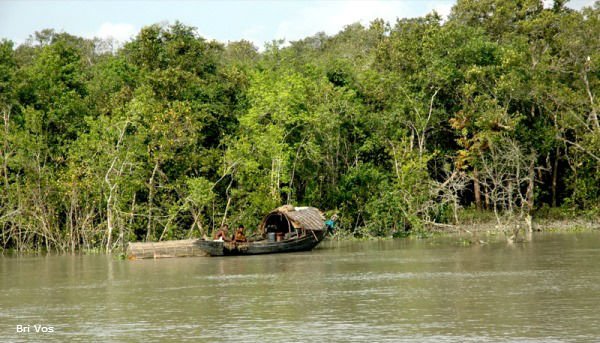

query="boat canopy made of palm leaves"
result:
[259,205,325,234]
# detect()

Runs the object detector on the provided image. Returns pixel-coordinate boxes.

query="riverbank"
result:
[328,209,600,241]
[424,218,600,235]
[2,210,598,254]
[442,208,600,234]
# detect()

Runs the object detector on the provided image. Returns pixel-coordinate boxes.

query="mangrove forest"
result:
[0,0,599,252]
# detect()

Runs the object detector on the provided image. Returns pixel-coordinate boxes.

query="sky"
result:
[0,0,596,49]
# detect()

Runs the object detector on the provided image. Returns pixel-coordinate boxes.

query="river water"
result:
[2,231,600,342]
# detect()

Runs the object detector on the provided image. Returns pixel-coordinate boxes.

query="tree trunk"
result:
[125,193,136,249]
[526,158,535,214]
[582,70,599,130]
[68,187,76,252]
[473,168,482,211]
[106,191,114,252]
[105,121,128,251]
[2,106,11,191]
[188,208,203,238]
[146,161,159,241]
[552,147,559,207]
[220,176,233,228]
[484,185,490,210]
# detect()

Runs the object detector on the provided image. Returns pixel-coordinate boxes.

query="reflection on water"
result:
[2,232,600,342]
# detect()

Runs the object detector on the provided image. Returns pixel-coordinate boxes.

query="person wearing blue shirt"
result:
[325,214,338,233]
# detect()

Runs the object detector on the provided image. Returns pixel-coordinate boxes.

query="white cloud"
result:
[427,1,453,19]
[95,22,137,42]
[546,0,594,9]
[239,24,265,47]
[567,0,596,9]
[273,0,450,44]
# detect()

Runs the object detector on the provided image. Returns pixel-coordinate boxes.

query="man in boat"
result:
[234,225,247,242]
[213,224,231,241]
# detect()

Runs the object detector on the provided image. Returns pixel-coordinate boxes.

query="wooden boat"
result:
[196,205,327,256]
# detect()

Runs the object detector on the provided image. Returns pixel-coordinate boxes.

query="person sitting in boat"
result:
[213,224,230,241]
[234,225,247,242]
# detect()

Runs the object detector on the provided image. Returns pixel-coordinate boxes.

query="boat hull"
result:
[196,231,326,256]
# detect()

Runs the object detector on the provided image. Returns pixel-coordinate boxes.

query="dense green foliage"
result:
[1,1,599,251]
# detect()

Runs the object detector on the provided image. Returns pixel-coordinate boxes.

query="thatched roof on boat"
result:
[260,205,325,233]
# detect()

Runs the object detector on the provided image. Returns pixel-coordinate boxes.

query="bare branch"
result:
[559,136,600,163]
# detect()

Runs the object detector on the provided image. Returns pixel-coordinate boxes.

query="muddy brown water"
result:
[2,231,600,342]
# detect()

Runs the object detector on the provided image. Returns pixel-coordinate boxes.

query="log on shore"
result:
[126,239,208,259]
